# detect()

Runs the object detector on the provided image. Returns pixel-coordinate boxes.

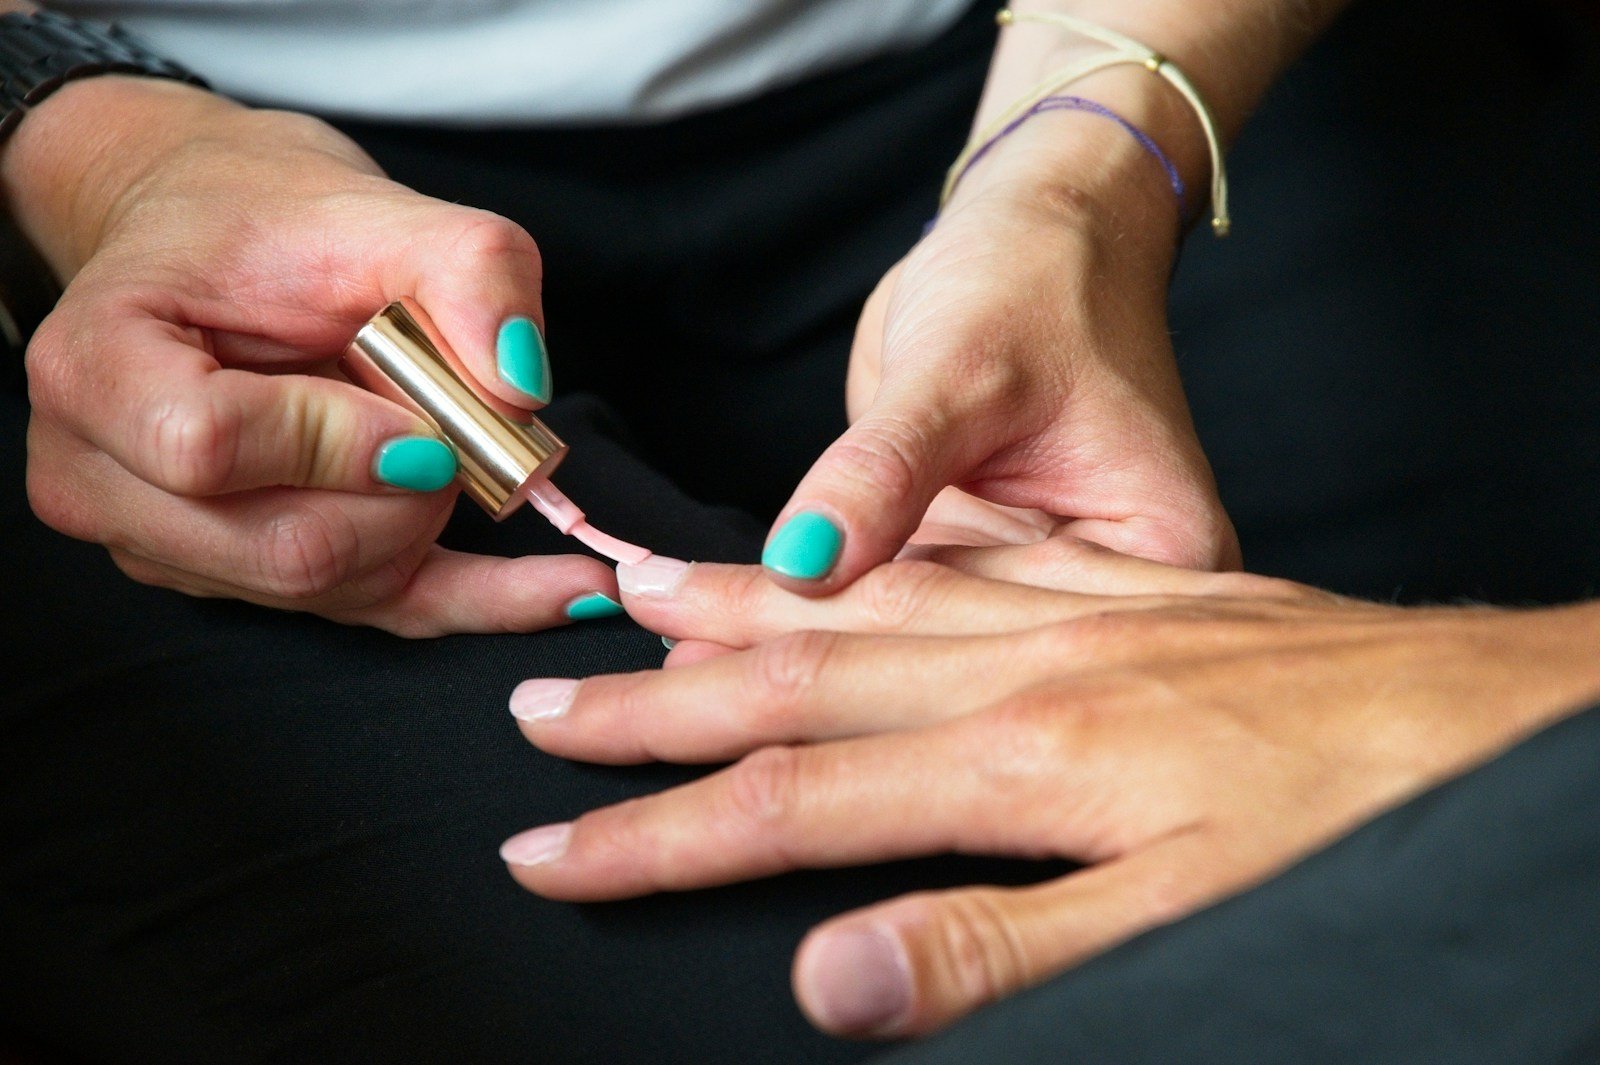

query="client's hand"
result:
[10,76,615,634]
[504,542,1600,1037]
[761,99,1236,594]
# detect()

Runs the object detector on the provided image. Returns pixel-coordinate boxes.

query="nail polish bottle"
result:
[341,297,651,565]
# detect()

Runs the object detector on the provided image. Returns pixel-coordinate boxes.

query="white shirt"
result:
[45,0,975,124]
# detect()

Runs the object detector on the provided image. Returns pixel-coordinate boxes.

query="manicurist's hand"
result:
[504,543,1600,1037]
[9,76,617,635]
[760,66,1238,593]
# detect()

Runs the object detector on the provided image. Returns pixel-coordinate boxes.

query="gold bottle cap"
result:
[341,297,567,519]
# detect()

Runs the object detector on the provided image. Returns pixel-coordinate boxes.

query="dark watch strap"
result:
[0,10,208,141]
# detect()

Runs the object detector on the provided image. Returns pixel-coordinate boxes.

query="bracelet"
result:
[944,94,1186,219]
[941,7,1232,237]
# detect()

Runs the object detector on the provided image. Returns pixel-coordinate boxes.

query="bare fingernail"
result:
[499,823,572,867]
[618,555,691,599]
[510,679,578,722]
[661,636,677,650]
[803,927,912,1035]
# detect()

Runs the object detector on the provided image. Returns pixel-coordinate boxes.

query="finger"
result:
[1062,510,1243,573]
[45,316,458,496]
[52,441,459,600]
[793,830,1221,1038]
[904,487,1055,550]
[763,399,974,594]
[918,535,1304,599]
[515,628,1064,764]
[400,209,552,410]
[618,556,1169,647]
[661,640,735,668]
[501,706,1106,903]
[333,546,621,637]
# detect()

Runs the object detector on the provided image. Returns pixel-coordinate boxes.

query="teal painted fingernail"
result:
[497,316,551,403]
[373,436,457,492]
[564,592,624,621]
[762,511,843,581]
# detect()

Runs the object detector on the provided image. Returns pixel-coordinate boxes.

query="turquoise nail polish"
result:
[762,511,843,581]
[497,316,551,403]
[565,592,624,621]
[373,436,457,492]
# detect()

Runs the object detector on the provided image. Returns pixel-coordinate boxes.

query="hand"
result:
[503,542,1600,1037]
[760,98,1237,594]
[10,77,616,635]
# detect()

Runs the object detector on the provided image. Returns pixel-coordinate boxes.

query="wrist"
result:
[944,64,1203,269]
[0,74,240,276]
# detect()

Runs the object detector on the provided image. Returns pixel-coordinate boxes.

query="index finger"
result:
[616,555,1171,647]
[35,313,457,496]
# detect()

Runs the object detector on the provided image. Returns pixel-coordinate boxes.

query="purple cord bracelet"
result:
[935,95,1187,230]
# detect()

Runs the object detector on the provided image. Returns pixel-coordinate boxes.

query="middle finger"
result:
[514,626,1073,764]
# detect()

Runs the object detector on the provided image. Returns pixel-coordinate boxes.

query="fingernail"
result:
[661,636,677,650]
[564,592,624,621]
[763,511,843,581]
[510,678,578,722]
[804,927,912,1035]
[499,823,572,866]
[373,435,457,492]
[497,316,551,403]
[617,555,691,599]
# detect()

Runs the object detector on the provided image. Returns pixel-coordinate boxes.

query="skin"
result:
[766,0,1355,593]
[5,73,618,635]
[503,534,1600,1038]
[9,0,1348,629]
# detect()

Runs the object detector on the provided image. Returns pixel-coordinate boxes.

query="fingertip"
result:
[762,509,850,595]
[793,923,914,1039]
[662,639,736,667]
[371,435,458,493]
[495,315,552,407]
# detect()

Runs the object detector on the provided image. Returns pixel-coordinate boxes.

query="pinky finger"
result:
[343,547,623,637]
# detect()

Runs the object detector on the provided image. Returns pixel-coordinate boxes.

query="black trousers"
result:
[5,1,1600,1062]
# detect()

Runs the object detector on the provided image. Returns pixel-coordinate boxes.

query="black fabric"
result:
[3,0,1600,1062]
[884,702,1600,1065]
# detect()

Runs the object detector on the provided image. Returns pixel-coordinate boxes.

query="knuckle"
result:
[854,560,949,632]
[254,504,358,600]
[139,392,242,496]
[723,745,806,833]
[974,687,1095,786]
[826,415,929,507]
[914,889,1032,1010]
[22,316,72,413]
[1028,536,1111,583]
[744,631,836,730]
[717,563,775,625]
[749,630,833,702]
[448,211,542,275]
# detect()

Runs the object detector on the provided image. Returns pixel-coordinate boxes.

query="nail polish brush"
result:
[341,297,653,565]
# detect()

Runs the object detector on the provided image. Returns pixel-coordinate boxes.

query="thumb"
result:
[792,833,1214,1038]
[764,402,965,594]
[401,209,552,412]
